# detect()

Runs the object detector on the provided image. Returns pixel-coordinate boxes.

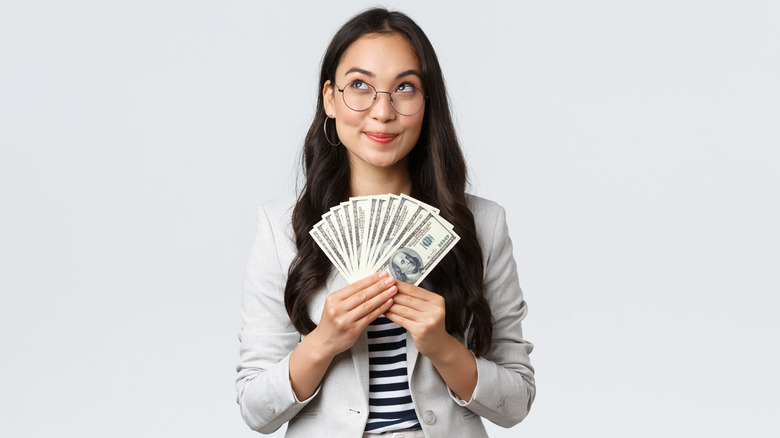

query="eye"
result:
[348,80,371,91]
[394,83,418,95]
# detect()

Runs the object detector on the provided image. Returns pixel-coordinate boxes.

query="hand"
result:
[310,271,397,358]
[384,281,451,360]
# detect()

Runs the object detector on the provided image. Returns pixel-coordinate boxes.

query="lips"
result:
[364,132,398,144]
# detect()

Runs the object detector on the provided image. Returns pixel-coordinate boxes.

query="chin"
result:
[366,160,401,170]
[357,151,407,169]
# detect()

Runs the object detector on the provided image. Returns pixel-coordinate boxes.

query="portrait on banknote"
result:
[389,248,423,283]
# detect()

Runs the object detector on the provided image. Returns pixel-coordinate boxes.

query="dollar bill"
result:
[310,194,458,284]
[339,201,356,264]
[326,206,354,274]
[374,211,459,285]
[401,193,438,214]
[367,194,399,267]
[369,196,419,268]
[310,227,351,281]
[319,215,345,268]
[364,195,388,270]
[349,196,372,277]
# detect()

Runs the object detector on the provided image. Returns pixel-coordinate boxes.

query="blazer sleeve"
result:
[451,203,536,427]
[235,204,319,434]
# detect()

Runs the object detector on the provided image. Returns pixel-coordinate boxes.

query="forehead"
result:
[336,33,421,79]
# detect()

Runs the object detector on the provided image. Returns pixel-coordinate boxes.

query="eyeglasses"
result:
[335,80,428,116]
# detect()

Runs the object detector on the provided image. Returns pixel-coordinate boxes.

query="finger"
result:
[384,307,413,329]
[387,301,423,320]
[356,295,395,328]
[331,271,389,301]
[343,273,395,311]
[350,284,398,319]
[394,282,445,312]
[390,288,431,313]
[394,281,434,300]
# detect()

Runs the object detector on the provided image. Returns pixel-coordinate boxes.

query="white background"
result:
[1,1,778,437]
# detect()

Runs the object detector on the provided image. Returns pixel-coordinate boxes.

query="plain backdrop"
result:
[1,0,778,437]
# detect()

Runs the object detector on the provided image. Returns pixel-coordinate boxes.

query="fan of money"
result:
[310,194,460,285]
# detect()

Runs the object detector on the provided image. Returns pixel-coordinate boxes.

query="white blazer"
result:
[236,194,535,437]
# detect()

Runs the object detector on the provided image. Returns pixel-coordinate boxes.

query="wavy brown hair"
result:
[284,8,493,356]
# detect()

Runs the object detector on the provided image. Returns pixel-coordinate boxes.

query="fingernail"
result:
[378,271,388,279]
[384,277,394,285]
[385,285,397,296]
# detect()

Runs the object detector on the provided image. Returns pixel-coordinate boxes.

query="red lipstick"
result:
[365,132,398,144]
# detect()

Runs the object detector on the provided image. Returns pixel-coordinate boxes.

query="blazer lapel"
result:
[324,273,370,402]
[352,329,370,401]
[406,331,420,380]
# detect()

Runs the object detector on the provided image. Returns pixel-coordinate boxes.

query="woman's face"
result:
[323,33,425,175]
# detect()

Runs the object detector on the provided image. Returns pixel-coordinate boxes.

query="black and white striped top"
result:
[364,316,421,433]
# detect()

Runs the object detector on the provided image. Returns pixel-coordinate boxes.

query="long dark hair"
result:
[283,8,493,356]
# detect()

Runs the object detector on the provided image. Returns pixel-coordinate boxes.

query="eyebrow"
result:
[344,67,423,80]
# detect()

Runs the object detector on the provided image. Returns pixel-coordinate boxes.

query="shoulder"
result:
[465,193,504,214]
[252,192,298,261]
[259,192,297,219]
[256,192,298,232]
[465,194,514,266]
[465,193,506,234]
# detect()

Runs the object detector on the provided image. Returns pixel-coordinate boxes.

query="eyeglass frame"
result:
[333,80,429,116]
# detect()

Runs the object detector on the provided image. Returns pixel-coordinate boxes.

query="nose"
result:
[369,91,396,122]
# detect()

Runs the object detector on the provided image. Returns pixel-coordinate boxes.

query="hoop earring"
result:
[323,117,341,146]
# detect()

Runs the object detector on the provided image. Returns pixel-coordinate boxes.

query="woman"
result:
[236,8,535,437]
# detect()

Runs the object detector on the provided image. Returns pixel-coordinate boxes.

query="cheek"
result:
[401,127,422,153]
[335,109,364,133]
[403,114,425,137]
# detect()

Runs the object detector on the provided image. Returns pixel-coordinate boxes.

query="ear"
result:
[322,80,335,118]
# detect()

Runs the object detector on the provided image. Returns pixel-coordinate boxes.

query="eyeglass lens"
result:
[342,82,424,115]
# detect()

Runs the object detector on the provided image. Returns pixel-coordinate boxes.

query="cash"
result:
[310,194,460,285]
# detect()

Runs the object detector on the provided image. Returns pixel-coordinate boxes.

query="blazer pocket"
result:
[461,408,477,419]
[293,411,318,419]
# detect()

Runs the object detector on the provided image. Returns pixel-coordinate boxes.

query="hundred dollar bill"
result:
[363,197,382,272]
[401,193,439,215]
[364,195,390,270]
[369,196,418,268]
[369,201,432,272]
[310,226,351,282]
[375,212,460,286]
[366,194,399,267]
[320,212,350,274]
[339,201,356,267]
[348,197,368,276]
[399,193,457,232]
[349,196,376,277]
[326,206,355,274]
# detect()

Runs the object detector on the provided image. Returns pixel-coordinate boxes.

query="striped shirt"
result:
[364,316,421,433]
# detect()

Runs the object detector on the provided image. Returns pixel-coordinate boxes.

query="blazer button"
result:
[423,410,436,424]
[497,398,506,409]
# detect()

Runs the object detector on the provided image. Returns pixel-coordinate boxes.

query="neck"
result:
[349,163,412,198]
